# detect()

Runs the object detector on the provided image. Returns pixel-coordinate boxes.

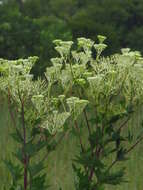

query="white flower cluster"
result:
[41,111,70,134]
[66,97,89,120]
[0,57,38,103]
[1,35,143,134]
[53,39,73,57]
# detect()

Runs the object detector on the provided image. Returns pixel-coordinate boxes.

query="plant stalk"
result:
[21,100,28,190]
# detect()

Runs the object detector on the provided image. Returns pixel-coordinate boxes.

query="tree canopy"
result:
[1,0,143,75]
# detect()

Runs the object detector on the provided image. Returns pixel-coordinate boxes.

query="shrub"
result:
[1,35,143,189]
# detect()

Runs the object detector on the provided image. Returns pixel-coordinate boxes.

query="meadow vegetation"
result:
[1,36,143,189]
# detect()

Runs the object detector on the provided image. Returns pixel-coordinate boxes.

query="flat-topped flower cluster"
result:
[0,35,143,134]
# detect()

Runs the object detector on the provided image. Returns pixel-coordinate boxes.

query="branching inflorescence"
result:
[1,35,143,189]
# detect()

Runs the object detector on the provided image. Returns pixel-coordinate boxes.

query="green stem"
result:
[21,101,28,190]
[74,121,84,153]
[7,88,16,128]
[18,89,28,190]
[106,135,143,173]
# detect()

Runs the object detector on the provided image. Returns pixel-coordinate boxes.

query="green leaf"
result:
[30,174,49,190]
[72,163,91,190]
[116,147,128,161]
[28,161,45,177]
[10,128,23,144]
[127,130,133,143]
[97,168,127,185]
[12,148,23,163]
[4,160,22,182]
[24,140,47,157]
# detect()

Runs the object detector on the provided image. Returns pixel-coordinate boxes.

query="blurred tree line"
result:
[0,0,143,75]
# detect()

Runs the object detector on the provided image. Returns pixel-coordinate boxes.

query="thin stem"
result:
[106,159,117,172]
[7,89,16,128]
[88,107,102,182]
[88,167,95,181]
[8,88,28,189]
[18,89,28,190]
[74,121,84,153]
[83,110,91,136]
[83,109,96,180]
[21,101,28,190]
[118,116,130,131]
[109,74,127,104]
[41,130,69,162]
[69,61,74,79]
[88,146,101,181]
[106,135,143,173]
[126,136,143,154]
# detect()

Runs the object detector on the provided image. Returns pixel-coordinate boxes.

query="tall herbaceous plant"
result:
[1,35,143,190]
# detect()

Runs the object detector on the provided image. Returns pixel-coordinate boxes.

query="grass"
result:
[0,99,143,190]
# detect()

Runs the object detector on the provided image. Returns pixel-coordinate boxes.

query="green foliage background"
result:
[1,0,143,75]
